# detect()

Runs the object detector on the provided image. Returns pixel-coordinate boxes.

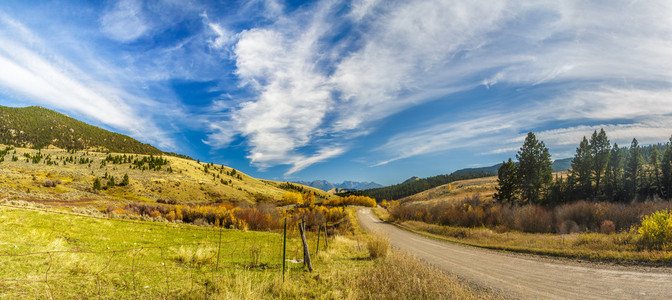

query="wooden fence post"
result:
[315,225,321,257]
[324,222,328,248]
[298,220,313,272]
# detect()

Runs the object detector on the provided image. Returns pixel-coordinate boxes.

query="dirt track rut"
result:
[357,208,672,299]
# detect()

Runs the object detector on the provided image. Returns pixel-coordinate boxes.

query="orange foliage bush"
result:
[105,200,349,232]
[324,195,376,207]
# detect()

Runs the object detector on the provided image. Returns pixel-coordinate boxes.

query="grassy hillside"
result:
[0,146,335,206]
[0,106,163,154]
[398,176,499,204]
[346,171,494,201]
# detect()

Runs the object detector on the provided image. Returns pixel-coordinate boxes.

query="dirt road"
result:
[357,208,672,299]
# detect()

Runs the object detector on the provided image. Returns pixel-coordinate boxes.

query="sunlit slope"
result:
[0,146,335,205]
[398,176,498,204]
[399,171,569,204]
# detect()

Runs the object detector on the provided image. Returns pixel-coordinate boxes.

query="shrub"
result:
[514,205,554,233]
[638,210,672,250]
[43,179,61,187]
[600,220,616,234]
[367,235,389,258]
[174,246,216,265]
[555,201,598,231]
[281,192,303,205]
[249,245,262,267]
[558,220,580,234]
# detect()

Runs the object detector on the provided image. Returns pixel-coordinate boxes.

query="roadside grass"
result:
[0,205,500,299]
[394,219,672,265]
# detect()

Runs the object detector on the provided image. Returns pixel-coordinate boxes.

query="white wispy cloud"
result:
[206,2,341,175]
[368,0,672,164]
[201,0,672,174]
[0,13,176,149]
[100,0,148,43]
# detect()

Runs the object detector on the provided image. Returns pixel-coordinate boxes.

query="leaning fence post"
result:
[315,225,321,258]
[282,217,287,282]
[324,222,328,248]
[298,220,313,272]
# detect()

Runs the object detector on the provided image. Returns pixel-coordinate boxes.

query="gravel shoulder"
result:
[357,208,672,299]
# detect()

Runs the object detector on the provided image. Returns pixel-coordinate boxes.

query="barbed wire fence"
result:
[0,203,331,299]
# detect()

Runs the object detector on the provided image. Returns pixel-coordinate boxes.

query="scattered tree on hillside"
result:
[120,174,130,186]
[93,178,102,191]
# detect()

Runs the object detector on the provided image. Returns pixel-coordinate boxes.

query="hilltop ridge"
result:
[0,105,163,155]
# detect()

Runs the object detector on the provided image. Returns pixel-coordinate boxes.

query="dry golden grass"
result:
[0,146,335,207]
[400,176,499,204]
[356,251,499,300]
[400,171,570,205]
[366,234,389,258]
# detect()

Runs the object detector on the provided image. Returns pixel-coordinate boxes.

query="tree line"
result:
[495,129,672,205]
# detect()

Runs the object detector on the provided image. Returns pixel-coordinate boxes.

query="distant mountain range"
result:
[293,180,384,192]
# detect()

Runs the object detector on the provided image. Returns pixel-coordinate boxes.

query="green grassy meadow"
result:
[0,204,497,299]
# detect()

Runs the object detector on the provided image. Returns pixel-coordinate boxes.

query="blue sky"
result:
[1,0,672,185]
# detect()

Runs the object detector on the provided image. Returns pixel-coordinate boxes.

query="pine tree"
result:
[625,138,644,200]
[604,143,625,202]
[494,158,518,205]
[569,136,592,200]
[661,136,672,199]
[547,174,567,205]
[647,147,661,197]
[516,132,553,204]
[120,174,130,186]
[589,129,610,198]
[93,178,102,190]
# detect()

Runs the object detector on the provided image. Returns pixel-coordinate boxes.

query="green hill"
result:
[0,105,163,154]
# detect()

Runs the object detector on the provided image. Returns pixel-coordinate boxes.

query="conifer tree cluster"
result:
[496,129,672,205]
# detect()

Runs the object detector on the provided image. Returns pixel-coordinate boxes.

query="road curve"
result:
[357,208,672,299]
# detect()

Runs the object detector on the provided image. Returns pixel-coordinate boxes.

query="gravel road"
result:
[357,208,672,299]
